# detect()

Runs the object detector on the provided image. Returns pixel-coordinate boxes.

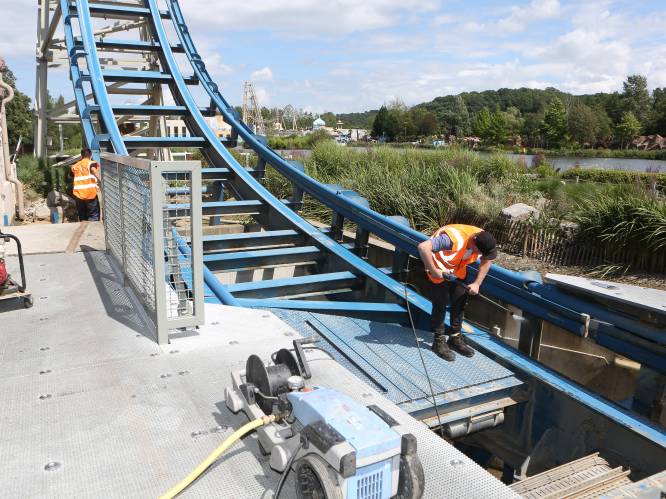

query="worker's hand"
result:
[467,282,480,295]
[428,268,444,280]
[442,270,457,281]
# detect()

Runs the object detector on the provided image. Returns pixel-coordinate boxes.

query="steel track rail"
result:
[146,0,431,316]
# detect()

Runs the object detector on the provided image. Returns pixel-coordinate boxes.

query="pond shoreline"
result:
[267,145,666,173]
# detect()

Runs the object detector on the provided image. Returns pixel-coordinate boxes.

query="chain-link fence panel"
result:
[121,165,155,314]
[101,154,203,343]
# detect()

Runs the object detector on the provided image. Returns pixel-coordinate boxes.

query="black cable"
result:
[274,441,303,499]
[402,284,446,438]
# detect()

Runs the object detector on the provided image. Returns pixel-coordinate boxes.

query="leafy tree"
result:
[409,107,438,137]
[567,101,599,146]
[472,107,492,144]
[450,96,471,137]
[522,113,544,147]
[371,106,389,139]
[615,111,641,149]
[383,110,402,141]
[622,74,650,129]
[593,106,614,147]
[501,106,524,137]
[489,108,507,144]
[321,112,337,127]
[336,110,378,129]
[472,107,507,145]
[541,97,568,147]
[648,88,666,135]
[1,65,33,148]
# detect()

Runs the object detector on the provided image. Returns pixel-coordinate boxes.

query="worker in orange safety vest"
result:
[417,224,497,361]
[71,148,101,221]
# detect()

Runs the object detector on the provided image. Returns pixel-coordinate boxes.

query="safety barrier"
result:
[100,153,204,344]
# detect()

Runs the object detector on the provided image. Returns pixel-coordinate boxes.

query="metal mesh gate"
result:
[101,153,203,343]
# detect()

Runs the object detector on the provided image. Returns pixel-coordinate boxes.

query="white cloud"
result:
[180,0,442,37]
[3,0,666,116]
[0,0,36,58]
[433,14,456,25]
[363,33,428,53]
[498,0,561,33]
[250,67,274,82]
[253,86,271,106]
[461,21,485,33]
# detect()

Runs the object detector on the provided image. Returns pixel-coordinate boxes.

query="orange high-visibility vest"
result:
[428,224,483,283]
[71,158,98,200]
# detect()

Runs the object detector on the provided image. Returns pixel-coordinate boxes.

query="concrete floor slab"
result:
[2,221,105,256]
[0,251,516,498]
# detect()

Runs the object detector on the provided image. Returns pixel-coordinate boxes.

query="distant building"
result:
[335,128,369,141]
[165,115,232,138]
[312,117,326,131]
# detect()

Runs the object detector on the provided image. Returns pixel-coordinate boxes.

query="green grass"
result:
[190,140,666,266]
[484,146,666,161]
[572,190,666,252]
[260,142,665,264]
[561,167,666,190]
[298,142,541,232]
[268,129,332,149]
[16,155,48,198]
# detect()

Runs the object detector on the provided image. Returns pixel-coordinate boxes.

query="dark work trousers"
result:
[76,196,100,222]
[428,279,469,335]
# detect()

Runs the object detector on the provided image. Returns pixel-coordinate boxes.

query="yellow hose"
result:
[160,415,276,499]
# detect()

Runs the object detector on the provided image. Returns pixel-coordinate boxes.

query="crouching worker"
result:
[71,148,101,222]
[417,224,497,361]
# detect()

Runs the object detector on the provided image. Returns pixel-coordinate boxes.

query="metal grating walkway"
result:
[270,310,524,423]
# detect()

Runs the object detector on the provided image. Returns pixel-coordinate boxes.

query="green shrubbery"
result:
[572,191,666,253]
[302,143,540,231]
[488,146,666,161]
[268,130,332,150]
[561,167,666,189]
[16,156,48,198]
[280,142,665,262]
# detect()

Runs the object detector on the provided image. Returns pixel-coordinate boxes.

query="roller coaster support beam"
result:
[34,0,52,158]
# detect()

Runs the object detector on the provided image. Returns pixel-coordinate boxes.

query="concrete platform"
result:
[0,251,517,498]
[2,221,105,256]
[545,273,666,316]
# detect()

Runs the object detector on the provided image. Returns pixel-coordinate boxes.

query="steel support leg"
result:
[34,0,50,159]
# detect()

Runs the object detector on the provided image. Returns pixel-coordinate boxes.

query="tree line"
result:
[370,75,666,149]
[4,60,665,153]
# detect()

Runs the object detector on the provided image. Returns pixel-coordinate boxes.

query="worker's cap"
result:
[474,231,497,260]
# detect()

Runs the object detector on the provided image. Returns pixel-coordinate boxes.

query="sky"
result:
[1,0,666,113]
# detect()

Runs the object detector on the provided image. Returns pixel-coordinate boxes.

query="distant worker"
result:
[418,224,497,361]
[71,148,101,222]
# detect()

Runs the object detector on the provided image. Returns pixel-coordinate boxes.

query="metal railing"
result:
[100,152,204,344]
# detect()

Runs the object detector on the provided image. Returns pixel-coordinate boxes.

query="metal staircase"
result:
[510,453,632,499]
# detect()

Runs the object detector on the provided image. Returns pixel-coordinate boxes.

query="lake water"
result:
[478,152,665,173]
[273,148,666,173]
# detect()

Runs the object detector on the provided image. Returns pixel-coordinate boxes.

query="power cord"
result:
[402,283,445,438]
[274,441,303,499]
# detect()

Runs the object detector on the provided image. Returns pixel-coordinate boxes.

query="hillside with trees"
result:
[365,75,666,150]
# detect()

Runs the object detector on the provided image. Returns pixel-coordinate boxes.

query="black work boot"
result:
[448,334,475,357]
[431,335,455,361]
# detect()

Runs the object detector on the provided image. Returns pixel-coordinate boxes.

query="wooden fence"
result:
[442,212,666,274]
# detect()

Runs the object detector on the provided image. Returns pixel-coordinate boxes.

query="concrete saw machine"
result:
[225,338,425,499]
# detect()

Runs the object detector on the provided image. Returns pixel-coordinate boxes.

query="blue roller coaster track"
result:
[58,0,665,472]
